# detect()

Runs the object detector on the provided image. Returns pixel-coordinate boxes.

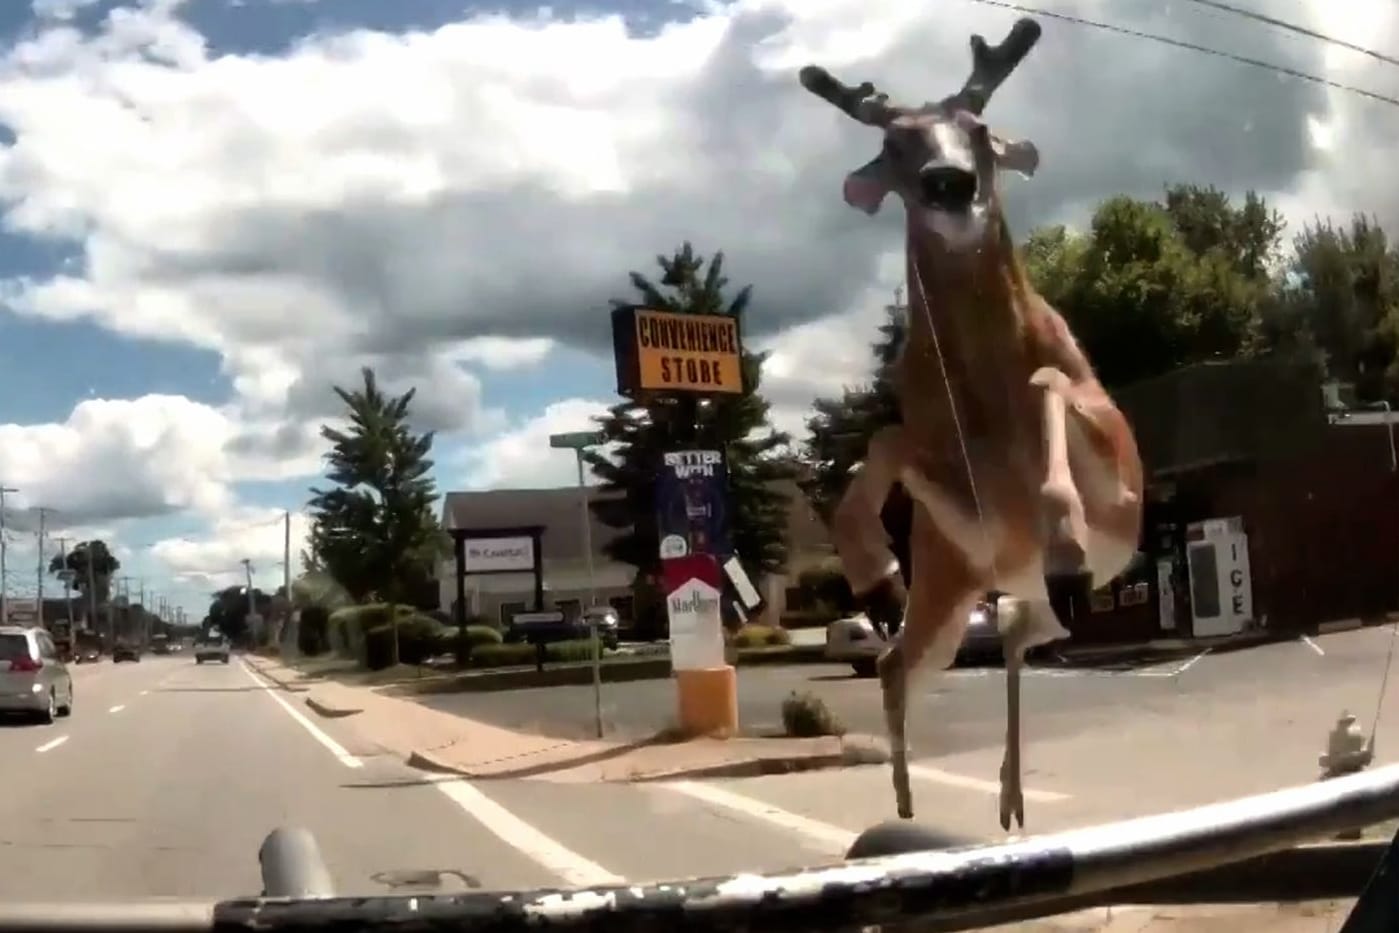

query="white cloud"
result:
[0,0,1389,524]
[461,397,613,490]
[149,507,309,591]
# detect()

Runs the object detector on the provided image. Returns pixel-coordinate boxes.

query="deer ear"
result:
[992,136,1039,178]
[843,155,892,215]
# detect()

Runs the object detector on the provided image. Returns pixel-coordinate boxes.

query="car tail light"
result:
[7,655,42,673]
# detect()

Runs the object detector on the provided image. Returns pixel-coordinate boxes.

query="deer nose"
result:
[919,165,977,211]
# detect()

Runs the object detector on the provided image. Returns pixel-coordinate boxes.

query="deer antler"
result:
[944,17,1042,116]
[798,65,899,127]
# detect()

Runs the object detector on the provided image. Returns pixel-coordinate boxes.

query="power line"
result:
[964,0,1399,109]
[1178,0,1399,69]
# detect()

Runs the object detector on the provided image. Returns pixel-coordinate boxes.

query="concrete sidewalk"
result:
[245,655,885,782]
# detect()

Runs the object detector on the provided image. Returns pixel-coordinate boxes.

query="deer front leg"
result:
[833,426,910,785]
[831,426,913,817]
[1030,367,1088,577]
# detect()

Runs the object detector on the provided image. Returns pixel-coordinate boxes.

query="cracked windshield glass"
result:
[0,0,1395,930]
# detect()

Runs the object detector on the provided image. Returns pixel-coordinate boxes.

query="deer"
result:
[798,17,1144,830]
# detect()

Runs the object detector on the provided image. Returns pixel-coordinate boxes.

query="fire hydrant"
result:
[1319,711,1375,839]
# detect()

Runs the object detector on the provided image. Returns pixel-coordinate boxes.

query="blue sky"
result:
[0,0,644,619]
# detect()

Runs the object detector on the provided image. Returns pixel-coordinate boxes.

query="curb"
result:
[628,739,890,782]
[246,659,311,693]
[402,735,889,783]
[388,645,833,696]
[405,748,467,775]
[304,695,361,718]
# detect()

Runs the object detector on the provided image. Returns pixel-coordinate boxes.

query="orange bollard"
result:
[675,665,739,738]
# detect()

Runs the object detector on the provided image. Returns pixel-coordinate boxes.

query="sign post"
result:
[611,305,747,739]
[447,525,546,669]
[550,429,606,739]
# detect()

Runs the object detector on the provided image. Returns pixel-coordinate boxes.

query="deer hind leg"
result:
[881,481,987,820]
[1030,367,1089,577]
[991,580,1069,831]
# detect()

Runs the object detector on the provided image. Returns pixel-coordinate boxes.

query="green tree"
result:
[307,368,447,607]
[205,585,270,647]
[584,243,795,610]
[1272,215,1399,404]
[1021,184,1286,389]
[48,539,119,614]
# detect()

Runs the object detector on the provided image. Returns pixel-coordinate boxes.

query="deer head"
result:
[800,18,1043,253]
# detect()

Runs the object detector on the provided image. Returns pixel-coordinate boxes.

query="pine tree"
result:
[584,243,795,632]
[307,368,445,605]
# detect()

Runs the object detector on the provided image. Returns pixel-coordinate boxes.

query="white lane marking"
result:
[659,780,856,851]
[108,704,125,713]
[238,659,362,769]
[1301,636,1325,657]
[36,735,68,753]
[908,764,1071,803]
[433,780,624,887]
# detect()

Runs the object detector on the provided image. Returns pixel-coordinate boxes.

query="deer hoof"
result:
[999,762,1025,831]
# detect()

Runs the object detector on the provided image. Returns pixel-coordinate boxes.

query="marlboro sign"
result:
[662,555,726,671]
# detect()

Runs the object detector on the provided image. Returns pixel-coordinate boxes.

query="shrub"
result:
[297,606,330,657]
[781,691,845,737]
[466,638,603,669]
[431,623,503,660]
[733,623,792,649]
[363,625,396,671]
[396,615,443,666]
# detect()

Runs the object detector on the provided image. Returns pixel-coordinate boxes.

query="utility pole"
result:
[84,544,99,648]
[282,511,292,648]
[0,484,16,625]
[241,558,255,642]
[34,507,52,629]
[137,580,146,648]
[283,510,291,601]
[56,537,73,627]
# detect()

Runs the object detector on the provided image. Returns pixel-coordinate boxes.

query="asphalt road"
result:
[9,628,1399,908]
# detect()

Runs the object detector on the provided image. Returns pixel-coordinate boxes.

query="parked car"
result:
[0,625,74,722]
[195,636,230,664]
[582,606,622,651]
[113,642,141,662]
[75,648,101,664]
[826,601,1004,677]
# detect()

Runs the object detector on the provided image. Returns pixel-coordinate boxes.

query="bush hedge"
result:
[468,638,604,669]
[297,605,330,656]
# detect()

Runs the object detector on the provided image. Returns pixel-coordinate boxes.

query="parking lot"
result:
[416,625,1399,809]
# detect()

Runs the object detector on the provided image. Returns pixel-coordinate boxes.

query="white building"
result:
[437,479,836,627]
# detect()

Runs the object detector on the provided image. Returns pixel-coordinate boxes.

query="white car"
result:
[0,626,74,722]
[195,636,231,664]
[825,602,1002,677]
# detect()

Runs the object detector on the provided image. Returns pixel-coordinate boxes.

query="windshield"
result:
[0,3,1391,930]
